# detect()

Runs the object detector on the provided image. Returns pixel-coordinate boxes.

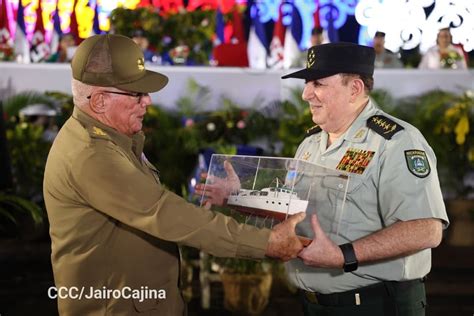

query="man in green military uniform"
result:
[43,34,306,315]
[281,42,449,315]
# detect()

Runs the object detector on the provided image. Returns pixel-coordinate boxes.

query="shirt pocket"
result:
[301,173,350,236]
[295,172,348,238]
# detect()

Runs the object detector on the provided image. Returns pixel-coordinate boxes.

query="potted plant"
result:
[215,256,273,315]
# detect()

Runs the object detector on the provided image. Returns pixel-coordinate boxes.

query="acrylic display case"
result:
[200,154,351,238]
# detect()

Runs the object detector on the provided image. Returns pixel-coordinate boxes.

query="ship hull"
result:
[227,195,308,221]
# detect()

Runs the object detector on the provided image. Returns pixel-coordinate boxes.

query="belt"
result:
[302,278,425,306]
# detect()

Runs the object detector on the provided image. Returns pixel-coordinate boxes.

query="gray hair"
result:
[71,78,97,109]
[71,78,112,109]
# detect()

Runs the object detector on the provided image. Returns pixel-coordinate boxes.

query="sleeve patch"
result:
[404,150,431,178]
[367,115,404,140]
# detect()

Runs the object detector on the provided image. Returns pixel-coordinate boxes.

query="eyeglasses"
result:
[87,90,148,103]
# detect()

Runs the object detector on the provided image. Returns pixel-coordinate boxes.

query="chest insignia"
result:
[301,151,311,160]
[405,150,430,178]
[353,128,368,141]
[336,148,375,174]
[367,115,404,140]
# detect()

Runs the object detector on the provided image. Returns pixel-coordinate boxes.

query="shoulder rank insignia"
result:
[92,126,107,137]
[367,115,404,140]
[405,150,430,178]
[305,125,322,137]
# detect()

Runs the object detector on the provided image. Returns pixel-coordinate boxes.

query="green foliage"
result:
[45,91,75,126]
[110,7,216,64]
[142,105,197,194]
[0,192,43,229]
[6,123,52,199]
[277,88,313,157]
[2,91,57,118]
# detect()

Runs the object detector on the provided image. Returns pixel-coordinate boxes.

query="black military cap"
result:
[282,42,375,81]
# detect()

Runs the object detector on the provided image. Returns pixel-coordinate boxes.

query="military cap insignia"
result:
[92,126,107,136]
[307,50,316,68]
[305,125,322,137]
[367,115,404,140]
[405,150,430,178]
[137,57,145,71]
[336,148,375,174]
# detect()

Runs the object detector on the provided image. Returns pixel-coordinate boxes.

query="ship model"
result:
[226,178,309,221]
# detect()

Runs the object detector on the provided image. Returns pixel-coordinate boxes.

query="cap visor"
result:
[281,68,338,81]
[116,70,169,93]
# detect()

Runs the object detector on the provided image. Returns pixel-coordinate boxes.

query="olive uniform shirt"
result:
[43,107,271,315]
[286,100,449,294]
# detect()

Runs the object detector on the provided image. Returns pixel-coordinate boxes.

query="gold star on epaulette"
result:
[307,50,316,68]
[92,126,107,136]
[366,115,404,140]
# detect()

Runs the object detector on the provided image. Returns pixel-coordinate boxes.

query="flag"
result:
[283,4,303,69]
[325,2,339,43]
[247,1,268,69]
[14,0,30,63]
[213,6,225,46]
[0,0,12,45]
[93,0,102,35]
[69,0,81,43]
[30,1,51,62]
[267,4,285,69]
[50,6,63,55]
[231,7,245,44]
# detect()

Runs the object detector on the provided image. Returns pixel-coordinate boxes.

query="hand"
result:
[195,160,241,206]
[265,212,306,261]
[298,214,344,268]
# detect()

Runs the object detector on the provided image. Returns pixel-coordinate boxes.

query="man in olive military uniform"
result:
[43,34,306,316]
[281,43,449,315]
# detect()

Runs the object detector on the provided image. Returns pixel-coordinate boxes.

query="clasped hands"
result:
[195,161,344,267]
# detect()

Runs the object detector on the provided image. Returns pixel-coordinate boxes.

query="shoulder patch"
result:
[405,150,431,178]
[367,115,404,140]
[305,125,322,137]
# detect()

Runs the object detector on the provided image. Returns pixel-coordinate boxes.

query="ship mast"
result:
[252,158,261,190]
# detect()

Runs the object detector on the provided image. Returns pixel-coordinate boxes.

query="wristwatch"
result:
[339,243,358,272]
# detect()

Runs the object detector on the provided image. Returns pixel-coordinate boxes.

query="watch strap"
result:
[339,243,358,272]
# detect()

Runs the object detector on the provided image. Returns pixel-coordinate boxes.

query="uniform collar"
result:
[72,107,145,159]
[318,99,378,152]
[343,99,379,143]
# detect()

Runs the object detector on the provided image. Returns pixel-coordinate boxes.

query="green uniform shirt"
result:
[286,100,449,294]
[43,107,270,315]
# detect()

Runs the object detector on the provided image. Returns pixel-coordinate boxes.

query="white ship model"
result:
[226,179,309,220]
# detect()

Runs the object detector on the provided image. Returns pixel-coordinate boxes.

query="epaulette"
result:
[305,125,322,137]
[367,115,404,140]
[87,126,111,140]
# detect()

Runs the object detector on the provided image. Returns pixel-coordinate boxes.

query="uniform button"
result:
[321,157,326,161]
[338,184,343,189]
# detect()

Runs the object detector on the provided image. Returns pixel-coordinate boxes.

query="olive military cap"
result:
[282,42,375,81]
[71,34,168,93]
